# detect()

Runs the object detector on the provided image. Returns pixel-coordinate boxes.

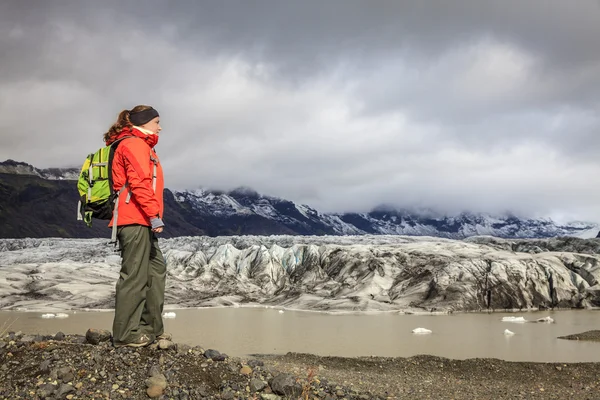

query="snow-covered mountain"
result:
[1,159,597,239]
[0,159,79,181]
[1,235,599,312]
[173,188,598,239]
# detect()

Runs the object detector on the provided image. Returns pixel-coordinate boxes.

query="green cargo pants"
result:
[112,225,166,345]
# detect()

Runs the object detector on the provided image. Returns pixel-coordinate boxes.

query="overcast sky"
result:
[1,1,600,221]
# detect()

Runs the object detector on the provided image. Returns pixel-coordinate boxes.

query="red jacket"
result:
[107,127,164,227]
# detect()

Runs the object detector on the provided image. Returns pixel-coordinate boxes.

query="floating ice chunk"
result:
[504,329,515,336]
[41,314,55,319]
[412,327,432,334]
[163,312,176,319]
[535,316,554,323]
[501,316,527,323]
[278,310,284,314]
[55,313,69,319]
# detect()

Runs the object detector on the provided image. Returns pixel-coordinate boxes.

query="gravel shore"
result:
[0,330,599,399]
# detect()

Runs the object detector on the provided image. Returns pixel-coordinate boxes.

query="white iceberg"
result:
[41,313,55,319]
[163,312,177,319]
[278,310,284,314]
[412,327,432,334]
[55,313,69,319]
[535,316,554,323]
[504,329,515,336]
[501,316,527,323]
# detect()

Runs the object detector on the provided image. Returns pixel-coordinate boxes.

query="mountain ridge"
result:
[0,159,597,239]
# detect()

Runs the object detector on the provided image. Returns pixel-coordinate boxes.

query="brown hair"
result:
[103,105,153,143]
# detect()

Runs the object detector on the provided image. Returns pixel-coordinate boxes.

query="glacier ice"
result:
[412,328,432,334]
[535,316,555,323]
[163,312,177,319]
[504,329,515,335]
[1,235,600,312]
[501,317,527,323]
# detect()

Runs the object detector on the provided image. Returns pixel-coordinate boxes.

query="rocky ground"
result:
[0,330,599,400]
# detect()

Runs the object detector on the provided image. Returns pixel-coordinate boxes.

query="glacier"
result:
[0,235,599,312]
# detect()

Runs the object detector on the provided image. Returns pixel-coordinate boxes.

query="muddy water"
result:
[0,308,599,362]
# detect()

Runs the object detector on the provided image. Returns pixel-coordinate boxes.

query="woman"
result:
[104,105,169,347]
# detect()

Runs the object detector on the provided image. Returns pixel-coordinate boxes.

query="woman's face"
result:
[141,117,161,135]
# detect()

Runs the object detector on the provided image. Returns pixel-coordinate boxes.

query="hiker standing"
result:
[103,105,169,347]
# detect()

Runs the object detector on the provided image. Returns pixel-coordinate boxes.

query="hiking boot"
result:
[156,332,172,341]
[114,334,154,348]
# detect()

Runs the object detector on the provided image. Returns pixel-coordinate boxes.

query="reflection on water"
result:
[0,308,599,362]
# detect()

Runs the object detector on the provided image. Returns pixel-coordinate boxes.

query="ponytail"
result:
[103,105,154,143]
[104,110,132,143]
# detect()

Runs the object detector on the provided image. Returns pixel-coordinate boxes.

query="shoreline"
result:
[0,329,599,399]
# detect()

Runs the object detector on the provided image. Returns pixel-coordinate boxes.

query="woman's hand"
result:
[152,227,163,234]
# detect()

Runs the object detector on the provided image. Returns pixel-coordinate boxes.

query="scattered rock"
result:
[250,378,266,392]
[158,339,175,350]
[37,383,56,397]
[54,332,66,341]
[176,343,191,355]
[146,374,168,390]
[19,335,36,344]
[240,365,252,375]
[148,365,161,377]
[146,385,164,398]
[248,359,264,368]
[39,359,51,374]
[261,394,282,400]
[204,349,226,361]
[269,373,303,397]
[56,383,75,397]
[221,390,235,399]
[85,328,112,345]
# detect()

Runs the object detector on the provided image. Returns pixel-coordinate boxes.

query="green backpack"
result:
[76,137,132,241]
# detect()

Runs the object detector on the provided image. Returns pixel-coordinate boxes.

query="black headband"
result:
[129,108,159,126]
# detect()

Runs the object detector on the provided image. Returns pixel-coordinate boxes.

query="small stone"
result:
[556,366,562,371]
[85,328,112,345]
[147,385,164,398]
[250,378,266,392]
[269,373,302,397]
[177,343,191,355]
[37,383,56,397]
[54,332,66,341]
[39,359,51,374]
[75,382,83,389]
[112,384,119,390]
[19,335,36,344]
[146,374,168,390]
[248,359,264,368]
[221,390,234,400]
[148,365,161,377]
[55,383,75,398]
[158,339,174,350]
[261,394,282,400]
[204,349,221,360]
[240,365,252,375]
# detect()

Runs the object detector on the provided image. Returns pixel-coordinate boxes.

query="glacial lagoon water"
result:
[0,308,599,362]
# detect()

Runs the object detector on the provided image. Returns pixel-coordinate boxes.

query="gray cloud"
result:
[1,0,600,222]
